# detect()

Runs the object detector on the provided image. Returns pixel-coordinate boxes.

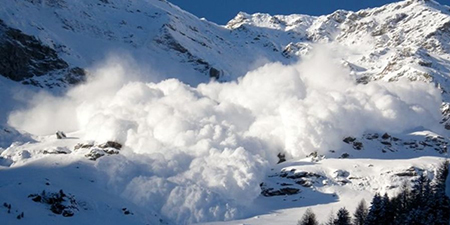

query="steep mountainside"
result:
[227,0,450,96]
[0,0,293,86]
[1,0,450,93]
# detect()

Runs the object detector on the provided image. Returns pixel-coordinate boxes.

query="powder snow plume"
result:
[7,44,443,223]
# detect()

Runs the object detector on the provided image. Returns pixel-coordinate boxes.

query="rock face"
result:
[0,19,67,81]
[341,132,449,154]
[0,19,85,87]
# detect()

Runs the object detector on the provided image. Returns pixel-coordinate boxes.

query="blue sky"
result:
[169,0,448,25]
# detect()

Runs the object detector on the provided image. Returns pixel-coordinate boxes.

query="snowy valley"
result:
[0,0,450,224]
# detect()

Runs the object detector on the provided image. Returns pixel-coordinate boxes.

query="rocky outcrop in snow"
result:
[0,19,85,88]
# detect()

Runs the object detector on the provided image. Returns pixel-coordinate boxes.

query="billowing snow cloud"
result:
[7,44,443,223]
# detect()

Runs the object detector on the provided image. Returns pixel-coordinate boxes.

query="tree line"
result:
[298,161,450,225]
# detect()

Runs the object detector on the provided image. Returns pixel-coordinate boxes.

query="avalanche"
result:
[5,44,445,223]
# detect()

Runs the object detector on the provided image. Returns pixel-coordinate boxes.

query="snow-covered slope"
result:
[203,156,448,225]
[1,0,450,224]
[0,0,295,87]
[228,0,450,98]
[2,0,450,93]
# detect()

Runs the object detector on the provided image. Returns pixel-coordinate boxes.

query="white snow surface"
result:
[1,0,450,224]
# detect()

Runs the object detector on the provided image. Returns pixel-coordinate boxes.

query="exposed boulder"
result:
[352,142,363,150]
[56,131,66,139]
[122,208,134,215]
[84,147,119,161]
[277,152,286,164]
[75,141,122,161]
[343,137,356,144]
[343,137,363,150]
[381,133,391,139]
[208,67,222,79]
[98,141,122,150]
[84,148,107,161]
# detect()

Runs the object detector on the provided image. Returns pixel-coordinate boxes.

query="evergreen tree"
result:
[365,193,385,225]
[435,160,449,188]
[410,174,430,207]
[360,161,450,225]
[298,208,319,225]
[429,160,450,225]
[409,174,432,225]
[353,199,368,225]
[334,207,351,225]
[390,183,412,225]
[381,193,394,224]
[324,210,336,225]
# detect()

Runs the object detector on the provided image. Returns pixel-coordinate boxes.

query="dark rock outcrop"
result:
[0,19,85,86]
[56,131,66,139]
[208,67,222,79]
[75,141,122,161]
[260,183,301,197]
[99,141,122,150]
[28,189,78,217]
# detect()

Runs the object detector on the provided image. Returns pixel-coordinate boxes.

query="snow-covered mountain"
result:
[1,0,450,224]
[4,0,449,89]
[227,0,450,96]
[0,0,293,87]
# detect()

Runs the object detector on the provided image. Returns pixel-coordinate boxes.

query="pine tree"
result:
[435,161,449,188]
[410,174,429,207]
[390,183,412,225]
[324,210,336,225]
[334,207,351,225]
[365,193,385,225]
[429,160,450,225]
[298,208,319,225]
[410,174,433,225]
[360,161,450,225]
[353,199,368,225]
[381,193,394,224]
